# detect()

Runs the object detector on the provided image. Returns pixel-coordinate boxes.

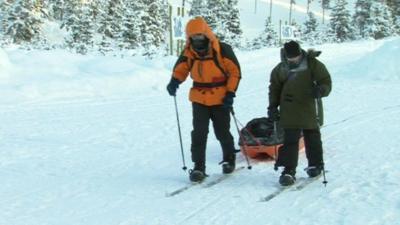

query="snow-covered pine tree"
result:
[0,0,14,41]
[251,18,278,49]
[97,0,124,54]
[316,23,335,44]
[352,0,373,38]
[4,0,44,44]
[307,0,315,13]
[385,0,400,35]
[47,0,65,21]
[302,12,319,43]
[66,2,96,54]
[365,1,395,40]
[304,12,318,34]
[205,0,230,41]
[224,0,242,48]
[120,0,142,52]
[159,0,169,33]
[189,0,208,17]
[141,0,167,57]
[329,0,355,42]
[61,0,80,30]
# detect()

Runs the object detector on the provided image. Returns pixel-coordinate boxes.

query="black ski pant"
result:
[191,103,235,167]
[276,128,324,171]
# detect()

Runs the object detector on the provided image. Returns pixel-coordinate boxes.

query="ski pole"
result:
[315,98,328,186]
[273,121,279,171]
[230,108,252,170]
[174,96,187,171]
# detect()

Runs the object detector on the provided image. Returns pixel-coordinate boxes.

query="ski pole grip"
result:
[230,108,235,115]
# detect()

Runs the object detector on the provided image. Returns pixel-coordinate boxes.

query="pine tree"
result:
[48,0,65,21]
[61,0,80,30]
[251,18,278,49]
[224,0,242,47]
[189,0,208,17]
[97,0,124,54]
[304,12,318,34]
[307,0,315,13]
[365,2,395,39]
[0,0,14,39]
[205,0,230,41]
[120,0,142,51]
[329,0,355,42]
[159,0,169,32]
[4,0,43,44]
[386,0,400,34]
[302,12,319,43]
[66,2,96,54]
[352,0,373,38]
[141,0,167,57]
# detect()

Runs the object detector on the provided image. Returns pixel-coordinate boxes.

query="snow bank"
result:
[350,37,400,81]
[0,48,12,82]
[0,49,175,104]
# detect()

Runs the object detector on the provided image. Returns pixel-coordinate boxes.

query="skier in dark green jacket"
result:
[267,40,332,186]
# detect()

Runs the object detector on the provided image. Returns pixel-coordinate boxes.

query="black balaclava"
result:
[190,36,210,56]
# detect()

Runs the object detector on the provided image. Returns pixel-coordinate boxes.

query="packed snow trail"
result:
[0,38,399,225]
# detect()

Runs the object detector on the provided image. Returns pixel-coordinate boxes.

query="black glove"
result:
[166,77,181,96]
[268,107,280,121]
[311,84,323,99]
[222,92,235,109]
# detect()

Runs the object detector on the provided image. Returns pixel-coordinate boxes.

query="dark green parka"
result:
[268,49,332,129]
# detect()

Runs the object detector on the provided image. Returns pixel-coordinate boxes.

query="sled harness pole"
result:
[230,108,252,170]
[315,97,328,186]
[174,96,187,171]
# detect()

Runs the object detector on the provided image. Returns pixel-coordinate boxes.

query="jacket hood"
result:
[185,17,220,56]
[185,17,217,42]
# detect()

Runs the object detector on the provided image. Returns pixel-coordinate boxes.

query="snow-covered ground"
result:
[1,36,400,225]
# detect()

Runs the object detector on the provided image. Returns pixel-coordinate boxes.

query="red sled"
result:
[238,117,304,160]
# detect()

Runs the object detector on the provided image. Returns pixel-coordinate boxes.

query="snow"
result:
[0,48,12,82]
[1,0,400,224]
[1,35,400,225]
[40,20,69,47]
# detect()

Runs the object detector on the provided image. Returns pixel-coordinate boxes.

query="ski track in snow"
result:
[1,39,400,225]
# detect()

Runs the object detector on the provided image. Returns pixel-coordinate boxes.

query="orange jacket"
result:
[172,17,241,106]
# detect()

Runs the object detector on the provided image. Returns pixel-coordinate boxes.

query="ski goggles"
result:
[190,34,207,41]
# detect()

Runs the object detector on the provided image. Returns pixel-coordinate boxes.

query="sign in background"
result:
[169,5,189,55]
[281,25,300,40]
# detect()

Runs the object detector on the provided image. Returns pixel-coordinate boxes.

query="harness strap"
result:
[193,80,227,88]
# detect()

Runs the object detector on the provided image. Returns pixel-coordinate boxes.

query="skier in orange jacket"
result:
[167,17,241,182]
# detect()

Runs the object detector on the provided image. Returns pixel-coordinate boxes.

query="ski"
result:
[165,182,201,197]
[166,166,245,197]
[202,166,245,188]
[259,177,306,202]
[259,174,324,202]
[292,173,323,191]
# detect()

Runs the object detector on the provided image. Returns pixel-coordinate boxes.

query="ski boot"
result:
[221,154,236,174]
[305,165,322,178]
[279,168,296,186]
[189,163,206,182]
